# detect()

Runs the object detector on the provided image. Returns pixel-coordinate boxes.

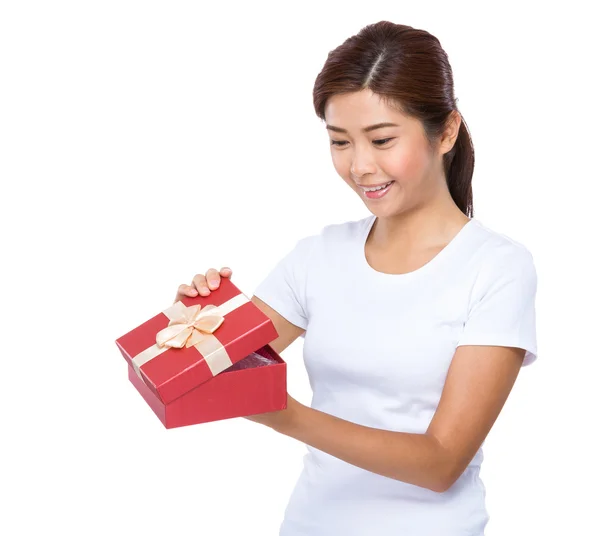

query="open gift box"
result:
[115,278,287,429]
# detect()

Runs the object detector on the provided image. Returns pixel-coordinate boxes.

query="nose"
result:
[350,148,377,179]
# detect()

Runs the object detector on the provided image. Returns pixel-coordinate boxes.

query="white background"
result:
[1,1,598,534]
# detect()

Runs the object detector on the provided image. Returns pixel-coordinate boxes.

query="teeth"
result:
[364,182,392,192]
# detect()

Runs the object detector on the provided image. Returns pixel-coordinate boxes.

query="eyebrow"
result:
[325,122,400,134]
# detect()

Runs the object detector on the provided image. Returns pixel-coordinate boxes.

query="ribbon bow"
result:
[155,303,225,349]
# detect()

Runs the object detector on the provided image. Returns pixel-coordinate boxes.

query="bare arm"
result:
[175,267,305,355]
[269,345,525,492]
[250,295,306,355]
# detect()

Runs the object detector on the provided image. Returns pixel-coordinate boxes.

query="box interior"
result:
[220,343,283,374]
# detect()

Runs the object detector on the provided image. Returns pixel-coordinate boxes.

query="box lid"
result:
[115,277,278,404]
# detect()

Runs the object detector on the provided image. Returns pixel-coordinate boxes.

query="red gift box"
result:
[115,278,287,428]
[127,346,287,428]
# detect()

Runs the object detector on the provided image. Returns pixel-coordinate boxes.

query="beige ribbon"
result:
[131,293,250,386]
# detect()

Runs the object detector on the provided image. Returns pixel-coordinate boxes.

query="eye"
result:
[330,138,395,147]
[373,137,394,146]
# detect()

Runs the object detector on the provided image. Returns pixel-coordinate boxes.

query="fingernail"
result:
[200,286,210,294]
[189,289,198,295]
[208,279,219,288]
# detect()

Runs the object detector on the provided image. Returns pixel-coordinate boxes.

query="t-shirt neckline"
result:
[359,215,477,281]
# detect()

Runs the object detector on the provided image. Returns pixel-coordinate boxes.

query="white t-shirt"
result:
[253,214,538,536]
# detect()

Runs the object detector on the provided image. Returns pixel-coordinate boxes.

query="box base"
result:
[128,344,287,429]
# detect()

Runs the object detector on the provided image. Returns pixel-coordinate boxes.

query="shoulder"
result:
[293,214,372,249]
[471,219,534,260]
[468,219,537,286]
[318,214,373,245]
[287,215,371,269]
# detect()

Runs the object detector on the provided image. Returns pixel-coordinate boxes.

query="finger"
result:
[205,268,221,289]
[178,283,198,297]
[174,284,198,303]
[192,274,211,295]
[220,267,233,278]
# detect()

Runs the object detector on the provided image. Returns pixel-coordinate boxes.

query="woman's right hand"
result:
[174,267,233,303]
[174,265,306,356]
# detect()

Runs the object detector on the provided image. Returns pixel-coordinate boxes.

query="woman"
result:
[174,21,537,536]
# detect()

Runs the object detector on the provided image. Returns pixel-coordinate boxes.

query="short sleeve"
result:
[456,246,538,366]
[252,234,318,331]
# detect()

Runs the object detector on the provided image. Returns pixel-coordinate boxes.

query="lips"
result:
[358,180,394,191]
[361,181,394,199]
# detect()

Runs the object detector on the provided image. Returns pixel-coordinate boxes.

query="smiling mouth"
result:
[359,180,395,199]
[359,181,394,192]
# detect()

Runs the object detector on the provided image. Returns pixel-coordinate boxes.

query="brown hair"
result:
[313,21,475,217]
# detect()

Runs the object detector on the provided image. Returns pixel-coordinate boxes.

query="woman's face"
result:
[324,89,454,218]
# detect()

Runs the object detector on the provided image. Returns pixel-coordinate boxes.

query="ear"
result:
[439,110,462,155]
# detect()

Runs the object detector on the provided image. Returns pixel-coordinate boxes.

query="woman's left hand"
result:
[244,393,302,433]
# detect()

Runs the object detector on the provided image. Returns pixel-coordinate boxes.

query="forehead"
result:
[324,89,412,131]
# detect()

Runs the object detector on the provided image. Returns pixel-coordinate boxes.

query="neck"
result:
[370,190,470,251]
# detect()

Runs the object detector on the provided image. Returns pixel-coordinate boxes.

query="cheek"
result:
[385,144,431,181]
[331,151,348,176]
